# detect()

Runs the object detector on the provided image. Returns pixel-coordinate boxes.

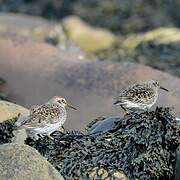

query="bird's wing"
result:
[114,83,156,104]
[15,112,30,127]
[23,104,61,128]
[30,105,39,111]
[114,85,136,104]
[113,96,132,105]
[126,84,156,104]
[15,104,43,128]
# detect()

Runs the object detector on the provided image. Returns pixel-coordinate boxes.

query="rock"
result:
[0,1,72,19]
[0,119,16,144]
[131,28,180,77]
[0,35,180,130]
[0,13,115,53]
[0,1,179,34]
[0,100,29,144]
[0,143,64,180]
[0,13,53,42]
[87,116,120,136]
[96,27,180,77]
[73,0,178,33]
[62,16,115,52]
[86,167,127,180]
[175,146,180,180]
[122,27,180,49]
[0,13,81,53]
[0,100,29,123]
[45,24,84,53]
[26,107,179,179]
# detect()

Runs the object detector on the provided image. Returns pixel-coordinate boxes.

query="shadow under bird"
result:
[15,96,77,139]
[114,80,168,113]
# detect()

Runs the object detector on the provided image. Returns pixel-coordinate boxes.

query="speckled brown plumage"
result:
[121,84,156,104]
[15,96,76,138]
[24,104,66,128]
[114,80,168,111]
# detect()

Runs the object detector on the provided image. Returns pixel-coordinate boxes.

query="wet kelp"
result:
[24,107,180,179]
[0,118,16,144]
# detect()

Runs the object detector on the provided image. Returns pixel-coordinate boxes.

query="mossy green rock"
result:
[62,16,115,52]
[0,143,64,180]
[96,27,180,77]
[73,0,178,34]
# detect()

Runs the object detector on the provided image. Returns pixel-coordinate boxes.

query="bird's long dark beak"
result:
[113,97,119,105]
[67,103,77,110]
[160,86,169,91]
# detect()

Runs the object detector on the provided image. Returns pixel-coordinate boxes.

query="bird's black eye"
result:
[153,81,159,87]
[61,99,66,103]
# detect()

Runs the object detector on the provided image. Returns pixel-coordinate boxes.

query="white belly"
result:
[125,99,156,110]
[30,121,63,134]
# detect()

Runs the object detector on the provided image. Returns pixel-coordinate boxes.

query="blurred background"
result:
[0,0,180,130]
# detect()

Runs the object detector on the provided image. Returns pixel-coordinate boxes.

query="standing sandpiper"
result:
[15,96,76,139]
[114,80,168,113]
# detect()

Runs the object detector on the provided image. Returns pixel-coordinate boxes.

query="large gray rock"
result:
[0,34,180,130]
[0,100,29,123]
[0,13,84,53]
[0,143,64,180]
[87,116,120,136]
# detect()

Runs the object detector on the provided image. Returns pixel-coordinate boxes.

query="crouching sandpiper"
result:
[15,96,77,139]
[114,80,168,113]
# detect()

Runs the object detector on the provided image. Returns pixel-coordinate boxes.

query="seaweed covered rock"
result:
[26,107,180,179]
[0,118,16,144]
[0,0,180,34]
[62,16,115,52]
[96,27,180,77]
[0,100,29,144]
[73,0,179,34]
[0,143,64,180]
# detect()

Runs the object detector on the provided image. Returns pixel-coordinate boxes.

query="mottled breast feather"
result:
[24,103,66,128]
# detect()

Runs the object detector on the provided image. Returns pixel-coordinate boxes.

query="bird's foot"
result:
[120,105,131,116]
[36,133,54,140]
[37,134,44,139]
[124,111,131,116]
[47,134,54,140]
[58,126,65,132]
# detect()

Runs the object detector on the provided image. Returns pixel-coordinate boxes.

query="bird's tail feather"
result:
[15,113,30,128]
[113,97,128,105]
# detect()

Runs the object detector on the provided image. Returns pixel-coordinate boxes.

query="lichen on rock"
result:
[0,143,64,180]
[96,27,180,78]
